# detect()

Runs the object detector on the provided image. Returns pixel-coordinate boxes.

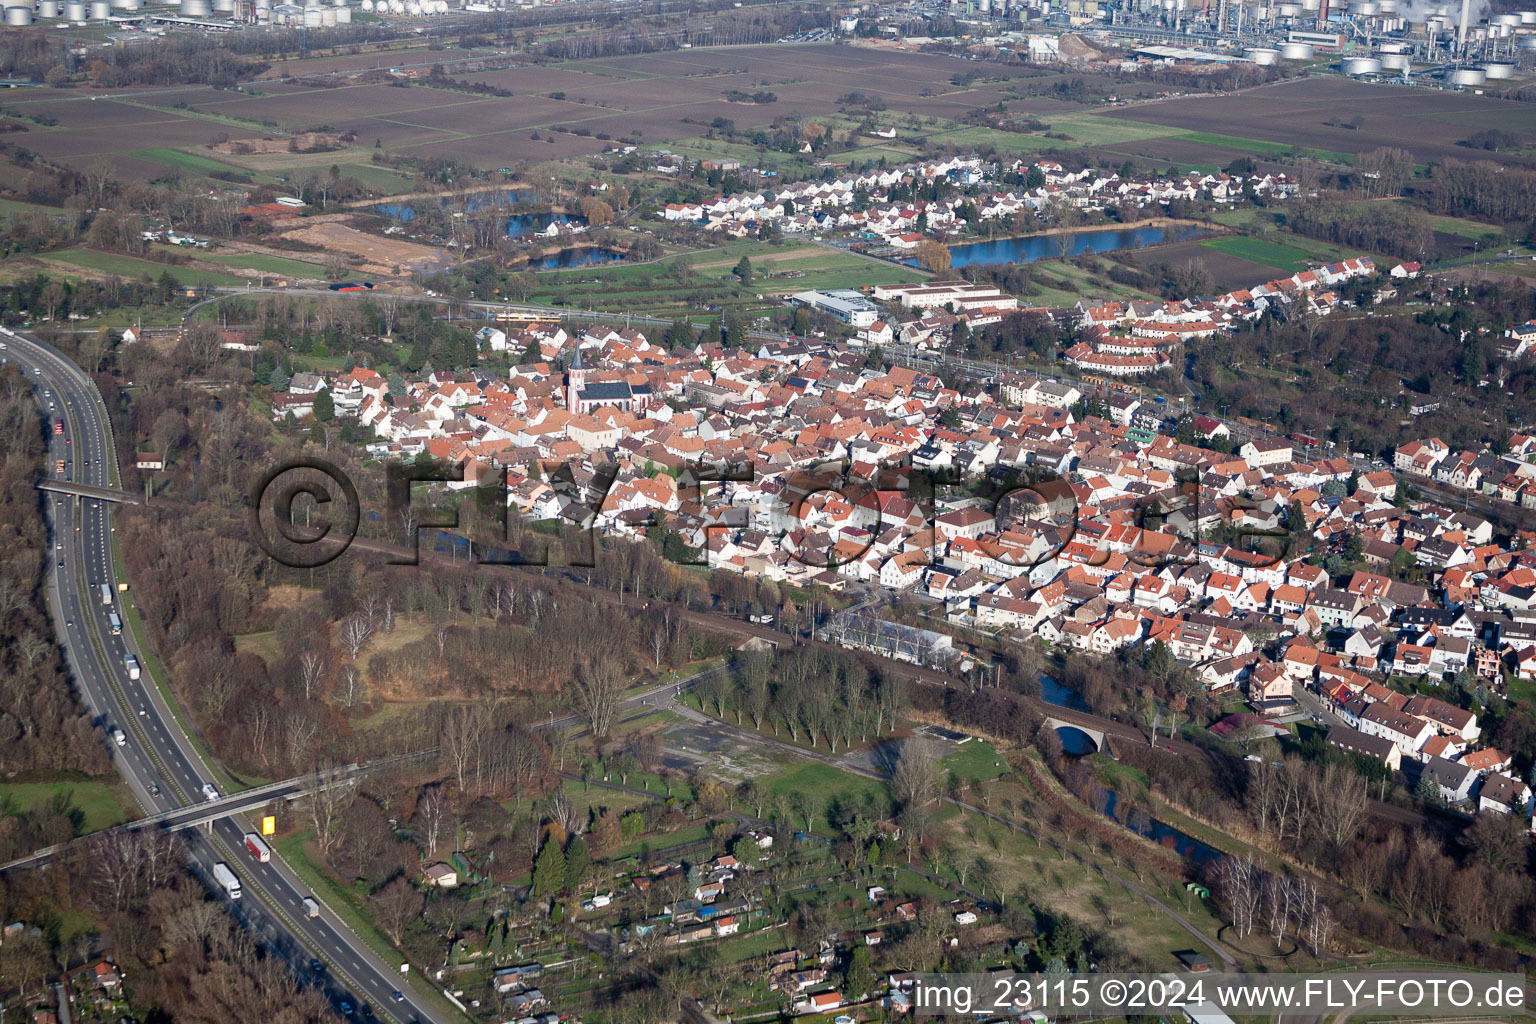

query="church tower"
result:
[565,345,585,413]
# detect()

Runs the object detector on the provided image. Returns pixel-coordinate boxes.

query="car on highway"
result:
[54,423,62,434]
[201,783,219,802]
[391,992,404,1003]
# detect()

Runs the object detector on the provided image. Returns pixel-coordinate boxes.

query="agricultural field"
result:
[1100,77,1536,168]
[0,46,1132,182]
[1199,236,1328,274]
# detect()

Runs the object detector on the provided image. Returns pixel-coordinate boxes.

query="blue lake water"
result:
[533,247,625,270]
[917,224,1213,269]
[375,189,577,237]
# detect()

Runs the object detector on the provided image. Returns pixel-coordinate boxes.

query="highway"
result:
[1,328,450,1024]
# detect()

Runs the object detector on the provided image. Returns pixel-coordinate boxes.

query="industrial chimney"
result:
[1458,0,1470,52]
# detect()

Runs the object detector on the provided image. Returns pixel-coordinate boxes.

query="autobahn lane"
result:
[2,328,449,1024]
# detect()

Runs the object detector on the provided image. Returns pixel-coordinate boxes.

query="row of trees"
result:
[694,647,910,752]
[0,366,108,783]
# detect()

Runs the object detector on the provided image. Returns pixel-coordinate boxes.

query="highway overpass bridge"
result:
[0,750,434,874]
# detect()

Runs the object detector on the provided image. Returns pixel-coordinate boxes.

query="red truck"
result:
[243,833,271,863]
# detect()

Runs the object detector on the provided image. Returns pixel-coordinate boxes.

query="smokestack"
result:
[1457,0,1470,51]
[1318,0,1328,27]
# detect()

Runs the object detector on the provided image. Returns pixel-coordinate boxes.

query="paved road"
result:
[1,328,450,1024]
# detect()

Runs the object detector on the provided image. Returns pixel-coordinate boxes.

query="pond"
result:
[921,223,1214,269]
[531,247,626,270]
[374,189,540,222]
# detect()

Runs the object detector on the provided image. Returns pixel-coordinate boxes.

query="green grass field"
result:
[46,248,250,287]
[127,147,250,177]
[340,161,420,191]
[1175,131,1355,164]
[526,239,921,320]
[0,197,66,218]
[202,252,329,278]
[1200,235,1323,273]
[761,762,889,809]
[0,779,136,834]
[942,740,1009,787]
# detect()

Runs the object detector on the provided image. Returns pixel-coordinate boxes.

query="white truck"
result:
[212,862,241,900]
[302,897,320,918]
[123,653,140,680]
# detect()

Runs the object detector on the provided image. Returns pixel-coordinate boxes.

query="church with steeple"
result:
[564,345,645,415]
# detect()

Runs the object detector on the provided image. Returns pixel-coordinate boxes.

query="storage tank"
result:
[36,0,58,13]
[1277,1,1300,12]
[1521,8,1536,21]
[301,5,319,22]
[1248,46,1281,62]
[1380,51,1411,69]
[3,5,34,23]
[1496,12,1520,25]
[359,0,371,10]
[387,0,401,12]
[178,0,207,12]
[1377,38,1404,50]
[1344,55,1383,72]
[87,0,108,14]
[1450,65,1487,84]
[63,0,84,18]
[320,6,334,22]
[332,5,346,19]
[1376,0,1397,11]
[1484,60,1516,76]
[1301,0,1319,9]
[212,0,233,10]
[1347,1,1377,14]
[1281,40,1315,56]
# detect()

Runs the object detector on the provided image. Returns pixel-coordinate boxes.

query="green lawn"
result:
[942,740,1009,787]
[0,779,136,834]
[46,248,250,287]
[1200,235,1322,273]
[127,147,251,176]
[761,762,890,809]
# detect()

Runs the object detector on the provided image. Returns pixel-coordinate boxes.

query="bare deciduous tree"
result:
[572,653,624,737]
[297,650,325,701]
[339,615,374,661]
